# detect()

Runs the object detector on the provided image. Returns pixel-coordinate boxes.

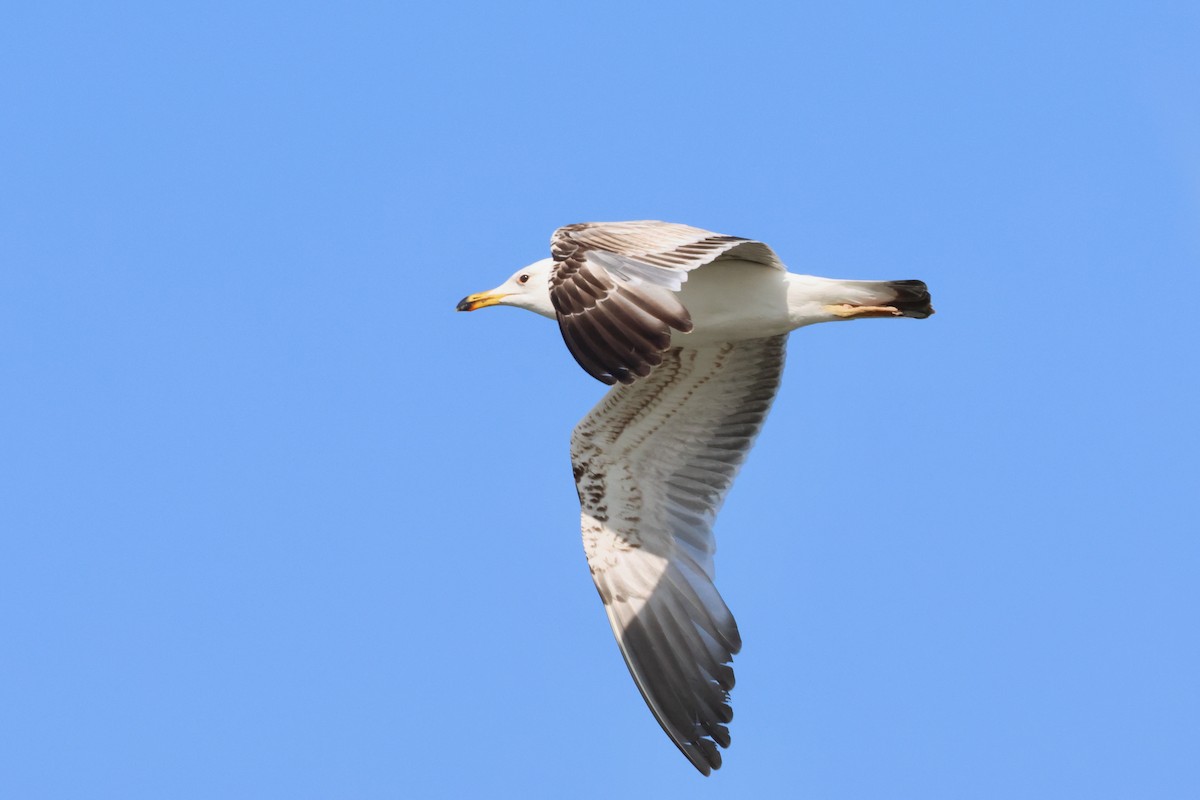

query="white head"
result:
[455,257,557,319]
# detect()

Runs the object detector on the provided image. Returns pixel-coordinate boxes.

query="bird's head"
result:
[455,257,557,319]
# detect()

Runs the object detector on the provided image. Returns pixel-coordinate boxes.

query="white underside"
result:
[671,259,888,346]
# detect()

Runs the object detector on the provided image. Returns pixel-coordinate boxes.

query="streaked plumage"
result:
[457,221,933,774]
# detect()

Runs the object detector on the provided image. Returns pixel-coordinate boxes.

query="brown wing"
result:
[548,221,782,385]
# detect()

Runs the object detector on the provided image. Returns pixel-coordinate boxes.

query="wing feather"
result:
[550,221,784,384]
[571,335,787,774]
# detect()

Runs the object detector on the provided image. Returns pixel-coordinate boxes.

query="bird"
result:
[456,220,933,775]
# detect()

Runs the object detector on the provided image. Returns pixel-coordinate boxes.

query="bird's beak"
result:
[456,289,509,312]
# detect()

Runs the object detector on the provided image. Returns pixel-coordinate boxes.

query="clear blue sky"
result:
[2,2,1197,798]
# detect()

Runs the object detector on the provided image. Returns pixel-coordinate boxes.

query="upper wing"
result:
[549,221,784,385]
[570,334,787,774]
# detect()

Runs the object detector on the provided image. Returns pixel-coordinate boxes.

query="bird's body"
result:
[679,264,924,343]
[457,221,932,774]
[673,260,791,341]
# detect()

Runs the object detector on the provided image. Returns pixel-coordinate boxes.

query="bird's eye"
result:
[518,274,530,284]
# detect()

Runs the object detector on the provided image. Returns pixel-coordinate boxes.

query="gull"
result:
[456,221,933,774]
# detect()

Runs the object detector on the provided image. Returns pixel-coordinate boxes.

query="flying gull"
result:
[456,220,933,774]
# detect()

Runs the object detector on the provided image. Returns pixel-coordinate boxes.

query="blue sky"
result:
[2,2,1198,797]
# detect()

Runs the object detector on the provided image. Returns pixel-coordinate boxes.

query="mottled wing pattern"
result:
[570,335,787,774]
[549,221,783,385]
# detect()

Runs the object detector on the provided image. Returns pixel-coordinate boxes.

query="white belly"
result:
[673,260,794,345]
[670,259,874,346]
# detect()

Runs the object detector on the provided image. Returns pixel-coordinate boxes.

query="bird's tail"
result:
[814,278,934,319]
[878,279,934,318]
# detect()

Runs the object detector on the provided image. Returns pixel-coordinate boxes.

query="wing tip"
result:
[682,737,723,776]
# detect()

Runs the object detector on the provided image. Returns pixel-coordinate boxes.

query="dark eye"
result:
[518,274,530,284]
